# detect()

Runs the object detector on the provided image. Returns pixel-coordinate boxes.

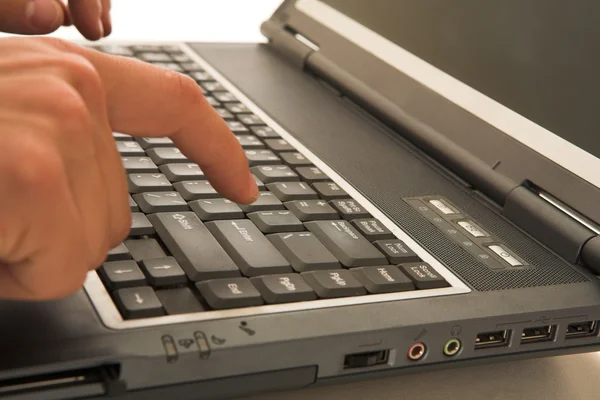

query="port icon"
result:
[566,321,599,339]
[475,330,511,349]
[443,338,461,356]
[343,350,390,369]
[521,325,557,344]
[407,343,426,361]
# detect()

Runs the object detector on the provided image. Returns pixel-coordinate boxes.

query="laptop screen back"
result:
[318,0,600,160]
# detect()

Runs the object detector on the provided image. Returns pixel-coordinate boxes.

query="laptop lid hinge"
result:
[503,183,600,274]
[261,19,319,68]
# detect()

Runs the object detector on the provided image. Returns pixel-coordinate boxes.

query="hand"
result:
[0,37,258,300]
[0,0,112,40]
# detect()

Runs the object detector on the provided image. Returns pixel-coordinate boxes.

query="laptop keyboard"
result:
[89,44,450,320]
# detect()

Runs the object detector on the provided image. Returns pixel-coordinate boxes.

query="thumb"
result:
[0,0,66,35]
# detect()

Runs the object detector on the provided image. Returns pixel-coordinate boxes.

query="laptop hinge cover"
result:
[261,19,319,68]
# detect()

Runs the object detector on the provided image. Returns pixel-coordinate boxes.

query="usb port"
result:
[475,330,511,349]
[520,325,557,344]
[343,350,390,369]
[566,321,599,339]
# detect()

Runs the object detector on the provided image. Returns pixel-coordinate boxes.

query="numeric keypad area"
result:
[91,44,450,320]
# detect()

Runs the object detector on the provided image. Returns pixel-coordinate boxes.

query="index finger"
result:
[57,41,259,204]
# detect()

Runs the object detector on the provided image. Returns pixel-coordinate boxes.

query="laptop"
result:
[2,0,600,399]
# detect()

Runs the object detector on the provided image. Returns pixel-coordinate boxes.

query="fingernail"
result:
[26,0,62,30]
[247,173,259,202]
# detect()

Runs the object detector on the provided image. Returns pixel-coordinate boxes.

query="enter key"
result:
[305,220,387,267]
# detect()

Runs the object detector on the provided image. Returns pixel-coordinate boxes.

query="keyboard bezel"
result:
[83,41,471,330]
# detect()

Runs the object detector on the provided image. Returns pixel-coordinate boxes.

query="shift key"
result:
[147,212,240,281]
[206,220,292,277]
[305,220,387,267]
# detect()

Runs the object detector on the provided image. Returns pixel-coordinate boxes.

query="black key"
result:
[162,45,182,53]
[250,126,279,138]
[100,45,134,56]
[265,138,295,152]
[399,262,449,289]
[253,175,266,191]
[227,121,250,135]
[129,195,139,212]
[151,62,183,72]
[225,102,251,114]
[113,132,133,140]
[181,62,205,72]
[156,288,206,315]
[214,107,235,120]
[373,239,420,264]
[305,220,387,267]
[268,232,341,272]
[146,147,189,165]
[352,266,415,294]
[148,212,239,281]
[190,71,212,81]
[122,157,158,173]
[99,260,146,290]
[131,213,155,235]
[245,149,280,166]
[116,140,145,156]
[114,286,165,319]
[236,135,264,149]
[238,114,264,126]
[141,257,188,286]
[196,278,264,309]
[200,81,226,92]
[174,180,219,201]
[280,152,312,166]
[301,270,366,298]
[133,192,188,213]
[205,220,292,277]
[238,191,284,213]
[205,97,220,108]
[214,92,237,103]
[127,173,172,193]
[267,182,319,201]
[251,165,299,183]
[250,274,317,304]
[247,211,304,233]
[296,166,329,183]
[131,44,160,52]
[172,53,191,63]
[135,137,173,149]
[106,243,131,262]
[352,219,394,241]
[313,182,348,200]
[189,198,245,221]
[138,52,172,62]
[284,200,339,222]
[124,238,166,262]
[159,163,205,182]
[330,199,371,220]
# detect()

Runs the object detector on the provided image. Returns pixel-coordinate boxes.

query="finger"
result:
[0,0,65,35]
[68,0,103,40]
[0,126,89,300]
[3,71,114,268]
[59,0,72,26]
[54,41,259,204]
[100,0,111,36]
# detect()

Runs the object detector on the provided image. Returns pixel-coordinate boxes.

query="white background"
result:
[0,0,281,42]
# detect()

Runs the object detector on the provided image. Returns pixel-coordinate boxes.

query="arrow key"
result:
[113,286,165,319]
[141,257,188,287]
[98,260,147,290]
